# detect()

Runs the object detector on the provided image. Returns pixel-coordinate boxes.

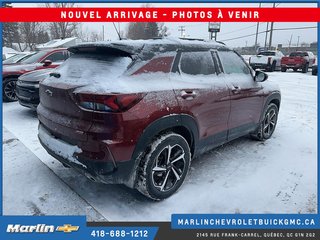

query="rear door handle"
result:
[181,90,197,100]
[231,86,241,94]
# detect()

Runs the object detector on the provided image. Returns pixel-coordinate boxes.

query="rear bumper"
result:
[38,124,136,185]
[281,63,304,69]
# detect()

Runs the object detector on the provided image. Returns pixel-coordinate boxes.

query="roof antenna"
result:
[112,22,122,40]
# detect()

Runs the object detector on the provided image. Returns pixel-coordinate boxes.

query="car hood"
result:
[19,68,53,83]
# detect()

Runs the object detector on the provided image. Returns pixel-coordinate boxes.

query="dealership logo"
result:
[56,224,79,233]
[6,224,79,233]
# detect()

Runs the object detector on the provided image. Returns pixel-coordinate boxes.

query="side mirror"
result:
[43,60,52,67]
[255,70,268,82]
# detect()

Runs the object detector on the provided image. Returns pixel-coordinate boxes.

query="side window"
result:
[179,51,215,75]
[132,56,175,75]
[44,51,68,62]
[218,51,251,75]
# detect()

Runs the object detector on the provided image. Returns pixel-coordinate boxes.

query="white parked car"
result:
[249,50,284,72]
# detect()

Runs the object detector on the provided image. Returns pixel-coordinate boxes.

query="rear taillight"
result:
[75,93,145,112]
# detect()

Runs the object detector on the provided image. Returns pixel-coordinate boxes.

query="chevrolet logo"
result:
[56,224,79,233]
[45,89,53,96]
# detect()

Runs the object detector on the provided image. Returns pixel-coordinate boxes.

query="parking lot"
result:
[3,70,317,221]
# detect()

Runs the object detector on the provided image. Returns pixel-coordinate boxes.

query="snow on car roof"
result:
[36,37,78,49]
[3,47,18,54]
[68,37,230,55]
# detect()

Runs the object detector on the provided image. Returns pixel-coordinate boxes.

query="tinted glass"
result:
[180,51,215,75]
[21,51,46,64]
[258,52,276,56]
[44,51,68,62]
[17,53,36,63]
[219,51,251,75]
[289,52,308,57]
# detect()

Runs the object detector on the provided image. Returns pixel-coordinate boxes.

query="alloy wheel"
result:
[263,108,277,138]
[151,144,186,192]
[4,80,17,101]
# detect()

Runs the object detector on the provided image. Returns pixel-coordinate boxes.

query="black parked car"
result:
[16,68,52,109]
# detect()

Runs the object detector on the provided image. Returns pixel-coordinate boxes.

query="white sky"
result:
[13,2,317,48]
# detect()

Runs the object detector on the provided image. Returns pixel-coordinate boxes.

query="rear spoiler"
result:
[68,41,145,57]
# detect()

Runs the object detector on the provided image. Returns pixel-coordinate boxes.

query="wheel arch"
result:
[3,75,21,82]
[259,92,281,122]
[132,114,199,160]
[127,114,199,188]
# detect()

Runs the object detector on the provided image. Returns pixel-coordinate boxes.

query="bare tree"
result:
[3,22,19,48]
[45,3,80,39]
[19,22,46,51]
[158,23,169,37]
[89,31,101,42]
[75,25,102,42]
[126,22,168,40]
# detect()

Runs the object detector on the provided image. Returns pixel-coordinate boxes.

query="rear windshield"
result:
[53,53,132,84]
[258,52,276,56]
[289,52,308,57]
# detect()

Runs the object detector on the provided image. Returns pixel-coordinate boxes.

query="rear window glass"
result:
[258,52,276,56]
[180,51,215,75]
[54,53,132,84]
[289,52,308,57]
[219,51,250,75]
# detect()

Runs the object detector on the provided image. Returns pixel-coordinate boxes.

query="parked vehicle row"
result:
[249,50,316,74]
[281,51,316,73]
[2,48,70,102]
[249,50,284,72]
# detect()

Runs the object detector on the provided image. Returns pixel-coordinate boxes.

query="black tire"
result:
[302,63,308,73]
[293,68,298,72]
[3,78,18,102]
[281,67,287,72]
[312,68,317,76]
[136,132,191,200]
[251,103,279,141]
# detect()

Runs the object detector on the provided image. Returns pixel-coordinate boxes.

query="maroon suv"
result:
[37,39,281,200]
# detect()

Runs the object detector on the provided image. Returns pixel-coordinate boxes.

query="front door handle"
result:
[181,90,197,100]
[231,86,241,94]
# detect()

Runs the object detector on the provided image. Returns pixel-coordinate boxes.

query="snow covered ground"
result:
[2,70,317,221]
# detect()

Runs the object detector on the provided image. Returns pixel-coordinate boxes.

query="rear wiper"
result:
[50,72,61,78]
